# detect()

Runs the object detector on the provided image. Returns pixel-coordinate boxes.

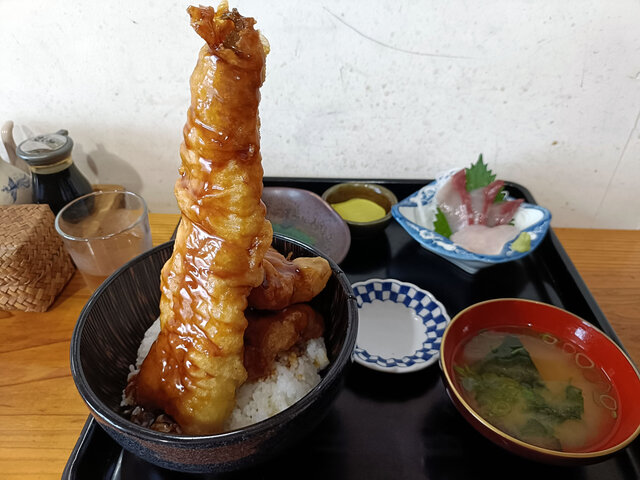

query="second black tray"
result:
[63,178,640,480]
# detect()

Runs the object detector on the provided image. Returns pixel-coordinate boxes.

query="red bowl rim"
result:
[440,298,640,461]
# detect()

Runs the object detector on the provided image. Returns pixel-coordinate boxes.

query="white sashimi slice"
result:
[486,197,524,227]
[435,169,471,232]
[468,180,505,225]
[450,224,520,255]
[468,188,487,225]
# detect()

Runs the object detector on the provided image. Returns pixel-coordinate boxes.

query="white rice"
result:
[122,318,329,431]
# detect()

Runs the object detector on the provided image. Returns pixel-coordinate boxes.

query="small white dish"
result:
[351,278,450,373]
[391,169,552,274]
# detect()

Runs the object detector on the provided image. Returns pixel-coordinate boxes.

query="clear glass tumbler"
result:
[55,190,152,290]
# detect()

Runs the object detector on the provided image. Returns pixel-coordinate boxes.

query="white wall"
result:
[1,0,639,228]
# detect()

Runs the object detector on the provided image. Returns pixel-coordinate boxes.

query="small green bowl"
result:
[322,182,398,238]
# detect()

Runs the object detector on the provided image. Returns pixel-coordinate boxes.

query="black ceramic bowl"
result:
[70,234,358,473]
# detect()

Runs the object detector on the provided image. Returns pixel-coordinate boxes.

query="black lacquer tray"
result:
[63,178,640,480]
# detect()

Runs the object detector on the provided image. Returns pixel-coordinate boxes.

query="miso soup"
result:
[453,327,619,452]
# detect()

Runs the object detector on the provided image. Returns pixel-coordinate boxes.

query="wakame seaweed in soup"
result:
[454,328,619,452]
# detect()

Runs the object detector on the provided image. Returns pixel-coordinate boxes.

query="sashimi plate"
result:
[391,169,551,274]
[351,278,450,373]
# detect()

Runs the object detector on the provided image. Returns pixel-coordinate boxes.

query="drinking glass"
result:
[55,190,152,290]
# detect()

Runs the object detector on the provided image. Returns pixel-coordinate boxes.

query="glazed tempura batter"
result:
[248,247,331,311]
[134,3,272,435]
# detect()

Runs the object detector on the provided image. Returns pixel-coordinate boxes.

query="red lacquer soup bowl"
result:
[439,298,640,465]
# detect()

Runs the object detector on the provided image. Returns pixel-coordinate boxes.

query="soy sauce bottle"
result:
[16,129,93,215]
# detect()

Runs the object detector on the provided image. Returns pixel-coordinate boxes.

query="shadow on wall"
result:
[74,143,143,194]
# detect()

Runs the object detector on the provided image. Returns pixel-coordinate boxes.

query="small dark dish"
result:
[440,298,640,465]
[322,182,398,238]
[70,234,358,473]
[262,187,351,263]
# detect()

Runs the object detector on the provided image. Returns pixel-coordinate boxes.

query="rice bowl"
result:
[70,235,358,473]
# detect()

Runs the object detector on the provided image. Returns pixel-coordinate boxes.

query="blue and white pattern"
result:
[1,175,30,202]
[352,278,450,373]
[0,161,31,205]
[391,169,552,274]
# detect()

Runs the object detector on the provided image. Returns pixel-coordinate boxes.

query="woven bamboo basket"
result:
[0,204,75,312]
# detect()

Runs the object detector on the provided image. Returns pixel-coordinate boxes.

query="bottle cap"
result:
[16,129,74,167]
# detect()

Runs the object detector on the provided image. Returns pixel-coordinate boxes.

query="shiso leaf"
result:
[433,207,452,238]
[465,154,496,192]
[465,154,505,203]
[494,190,508,203]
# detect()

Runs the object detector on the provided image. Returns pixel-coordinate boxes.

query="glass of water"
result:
[55,190,152,290]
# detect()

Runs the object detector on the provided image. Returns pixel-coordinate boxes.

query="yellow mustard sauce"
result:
[331,198,386,223]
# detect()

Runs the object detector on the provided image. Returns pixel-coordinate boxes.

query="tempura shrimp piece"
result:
[243,304,325,381]
[248,247,332,311]
[134,3,272,435]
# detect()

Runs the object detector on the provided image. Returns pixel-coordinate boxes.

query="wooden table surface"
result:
[1,213,639,479]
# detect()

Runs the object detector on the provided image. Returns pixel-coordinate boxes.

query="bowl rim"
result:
[70,233,358,444]
[321,182,398,226]
[391,175,552,264]
[439,297,640,460]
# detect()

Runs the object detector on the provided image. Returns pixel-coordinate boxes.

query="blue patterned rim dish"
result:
[351,278,450,373]
[391,169,552,274]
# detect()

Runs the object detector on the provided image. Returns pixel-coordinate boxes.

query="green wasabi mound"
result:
[511,232,531,253]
